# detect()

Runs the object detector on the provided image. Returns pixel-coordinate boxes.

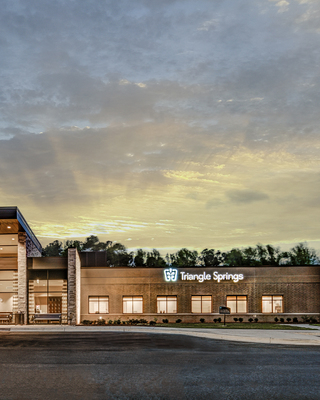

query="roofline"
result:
[0,207,42,252]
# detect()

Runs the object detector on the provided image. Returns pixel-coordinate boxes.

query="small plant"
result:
[292,317,298,323]
[280,318,284,323]
[254,318,258,323]
[274,317,279,323]
[81,320,91,325]
[310,317,318,324]
[248,318,253,323]
[239,317,243,323]
[233,317,238,322]
[149,320,156,325]
[217,317,222,323]
[97,318,106,325]
[162,318,169,323]
[213,318,217,323]
[301,315,310,323]
[122,321,126,325]
[153,317,158,323]
[139,318,148,324]
[286,317,291,323]
[108,319,113,325]
[176,319,182,323]
[200,318,205,323]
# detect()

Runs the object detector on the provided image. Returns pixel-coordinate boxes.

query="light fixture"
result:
[0,248,2,251]
[7,226,11,229]
[12,238,15,241]
[36,279,39,284]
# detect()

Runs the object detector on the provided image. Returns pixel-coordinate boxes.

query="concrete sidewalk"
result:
[1,324,320,346]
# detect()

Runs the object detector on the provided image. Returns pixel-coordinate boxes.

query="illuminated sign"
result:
[164,268,178,282]
[164,270,244,283]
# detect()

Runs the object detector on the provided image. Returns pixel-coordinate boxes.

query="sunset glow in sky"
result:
[1,0,320,253]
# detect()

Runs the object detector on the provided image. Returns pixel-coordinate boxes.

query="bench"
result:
[33,313,61,324]
[0,313,12,324]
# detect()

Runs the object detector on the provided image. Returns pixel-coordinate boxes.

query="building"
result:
[0,207,319,324]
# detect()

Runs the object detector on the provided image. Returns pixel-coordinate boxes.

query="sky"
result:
[1,0,320,254]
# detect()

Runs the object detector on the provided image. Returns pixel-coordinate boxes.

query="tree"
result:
[61,240,83,257]
[255,244,284,266]
[42,240,63,257]
[286,243,319,265]
[134,249,146,267]
[82,235,99,251]
[200,248,225,267]
[146,249,166,268]
[169,248,199,267]
[107,243,133,266]
[224,248,245,267]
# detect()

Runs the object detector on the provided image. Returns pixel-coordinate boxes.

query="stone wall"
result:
[68,248,81,325]
[17,232,27,323]
[26,235,41,257]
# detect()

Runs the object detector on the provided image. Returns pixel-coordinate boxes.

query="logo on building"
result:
[164,268,178,282]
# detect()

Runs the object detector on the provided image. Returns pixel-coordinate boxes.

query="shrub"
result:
[217,317,222,323]
[274,317,279,323]
[292,317,298,323]
[301,315,310,323]
[149,320,156,325]
[239,317,243,323]
[122,321,126,325]
[108,319,113,325]
[310,317,318,324]
[162,318,169,323]
[213,318,217,323]
[280,318,285,323]
[248,318,253,323]
[233,317,238,322]
[176,319,182,323]
[286,318,291,323]
[254,318,258,323]
[200,318,205,323]
[97,319,106,325]
[139,318,148,324]
[81,320,91,326]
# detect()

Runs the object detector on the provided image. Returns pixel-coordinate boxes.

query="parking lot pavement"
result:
[0,332,320,400]
[1,324,320,346]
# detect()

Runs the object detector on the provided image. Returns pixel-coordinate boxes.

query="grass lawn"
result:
[154,323,313,330]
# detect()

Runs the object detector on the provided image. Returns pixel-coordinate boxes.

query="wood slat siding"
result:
[0,257,17,269]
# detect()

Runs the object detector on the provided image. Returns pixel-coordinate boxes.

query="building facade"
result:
[0,207,319,324]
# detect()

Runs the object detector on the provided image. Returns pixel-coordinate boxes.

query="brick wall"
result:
[80,266,320,323]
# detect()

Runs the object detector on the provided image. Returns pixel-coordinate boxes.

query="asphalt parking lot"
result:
[0,332,319,400]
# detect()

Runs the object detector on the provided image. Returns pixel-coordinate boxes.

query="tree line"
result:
[42,236,320,266]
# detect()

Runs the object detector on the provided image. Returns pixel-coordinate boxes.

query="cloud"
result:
[0,0,320,252]
[226,190,269,204]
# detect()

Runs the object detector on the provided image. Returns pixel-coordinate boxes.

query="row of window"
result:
[88,295,283,314]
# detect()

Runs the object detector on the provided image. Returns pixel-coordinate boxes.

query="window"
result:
[262,296,283,313]
[191,296,211,313]
[157,296,177,313]
[123,296,143,314]
[89,296,109,314]
[226,296,247,313]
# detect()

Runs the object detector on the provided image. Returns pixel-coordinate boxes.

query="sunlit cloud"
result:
[0,0,319,254]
